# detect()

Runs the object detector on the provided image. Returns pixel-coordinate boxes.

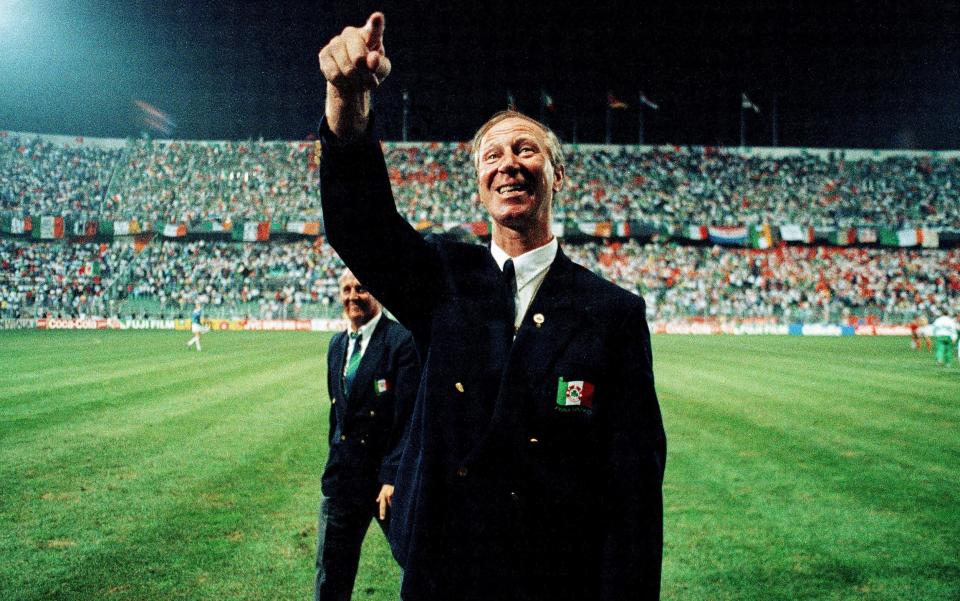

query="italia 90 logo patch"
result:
[556,377,594,412]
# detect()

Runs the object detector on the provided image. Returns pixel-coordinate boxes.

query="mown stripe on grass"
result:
[664,409,959,601]
[1,354,325,509]
[3,378,328,599]
[0,333,325,433]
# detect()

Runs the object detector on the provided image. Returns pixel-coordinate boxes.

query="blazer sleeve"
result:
[378,326,421,485]
[319,118,441,342]
[600,300,667,600]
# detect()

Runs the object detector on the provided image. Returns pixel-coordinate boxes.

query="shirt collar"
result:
[490,237,558,290]
[350,310,382,340]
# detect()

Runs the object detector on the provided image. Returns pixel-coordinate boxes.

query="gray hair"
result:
[338,268,356,286]
[470,110,564,173]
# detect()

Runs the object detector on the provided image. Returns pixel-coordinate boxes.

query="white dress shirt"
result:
[490,237,559,330]
[344,310,382,376]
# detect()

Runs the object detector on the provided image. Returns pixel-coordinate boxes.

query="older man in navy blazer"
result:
[317,13,666,601]
[315,268,419,601]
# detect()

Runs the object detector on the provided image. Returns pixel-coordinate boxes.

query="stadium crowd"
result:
[0,134,122,220]
[3,131,960,229]
[566,242,960,323]
[123,239,343,318]
[388,144,960,229]
[0,239,135,318]
[2,237,957,323]
[2,131,958,323]
[106,139,317,225]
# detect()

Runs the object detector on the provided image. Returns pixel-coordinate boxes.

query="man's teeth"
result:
[497,184,525,193]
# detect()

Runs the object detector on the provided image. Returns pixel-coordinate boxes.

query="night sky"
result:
[0,0,958,149]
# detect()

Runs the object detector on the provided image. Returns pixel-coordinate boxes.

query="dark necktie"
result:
[502,258,517,329]
[343,331,362,396]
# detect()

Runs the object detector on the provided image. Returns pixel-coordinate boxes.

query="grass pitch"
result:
[0,331,957,600]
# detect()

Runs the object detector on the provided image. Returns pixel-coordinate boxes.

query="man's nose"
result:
[496,150,520,173]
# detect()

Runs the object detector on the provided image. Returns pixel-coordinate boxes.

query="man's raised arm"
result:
[318,12,392,141]
[317,12,440,340]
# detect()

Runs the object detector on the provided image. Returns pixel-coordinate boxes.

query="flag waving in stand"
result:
[540,89,556,124]
[638,91,659,110]
[607,92,629,110]
[606,92,629,144]
[540,90,555,111]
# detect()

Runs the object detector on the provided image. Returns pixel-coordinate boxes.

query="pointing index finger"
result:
[363,12,385,51]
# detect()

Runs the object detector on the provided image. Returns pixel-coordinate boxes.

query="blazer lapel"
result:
[329,332,347,420]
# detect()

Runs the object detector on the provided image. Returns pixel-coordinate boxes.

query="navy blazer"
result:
[320,120,666,601]
[322,315,419,504]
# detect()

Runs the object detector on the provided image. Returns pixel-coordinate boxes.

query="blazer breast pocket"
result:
[529,361,601,447]
[550,361,599,415]
[524,361,604,504]
[371,375,395,398]
[363,375,395,427]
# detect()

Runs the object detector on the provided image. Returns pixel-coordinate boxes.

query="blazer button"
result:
[509,491,520,503]
[331,398,336,405]
[369,410,376,417]
[455,382,465,393]
[360,438,366,445]
[456,466,468,477]
[528,437,539,445]
[340,434,347,441]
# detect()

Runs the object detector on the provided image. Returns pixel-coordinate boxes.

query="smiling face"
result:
[339,270,380,330]
[474,115,564,239]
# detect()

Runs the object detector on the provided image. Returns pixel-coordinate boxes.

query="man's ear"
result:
[553,164,565,193]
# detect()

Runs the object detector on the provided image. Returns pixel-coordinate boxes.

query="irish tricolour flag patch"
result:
[556,378,594,409]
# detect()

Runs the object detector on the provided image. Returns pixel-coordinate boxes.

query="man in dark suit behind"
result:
[317,13,666,601]
[315,268,419,601]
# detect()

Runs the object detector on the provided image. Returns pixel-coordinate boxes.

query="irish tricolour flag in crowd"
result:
[556,378,595,409]
[35,216,64,240]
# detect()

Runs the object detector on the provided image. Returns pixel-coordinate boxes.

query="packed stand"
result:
[3,131,960,230]
[0,239,136,318]
[0,133,121,221]
[122,239,344,318]
[4,236,954,323]
[384,143,960,230]
[565,241,960,323]
[106,139,317,225]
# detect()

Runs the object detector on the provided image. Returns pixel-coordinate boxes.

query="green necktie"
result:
[344,331,362,396]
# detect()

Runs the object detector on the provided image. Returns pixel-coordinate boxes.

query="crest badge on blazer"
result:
[375,378,393,395]
[555,377,595,412]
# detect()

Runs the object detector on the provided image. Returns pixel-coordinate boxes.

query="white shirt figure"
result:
[931,315,959,342]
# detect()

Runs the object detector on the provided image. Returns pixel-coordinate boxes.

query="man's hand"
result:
[319,12,392,140]
[376,483,394,521]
